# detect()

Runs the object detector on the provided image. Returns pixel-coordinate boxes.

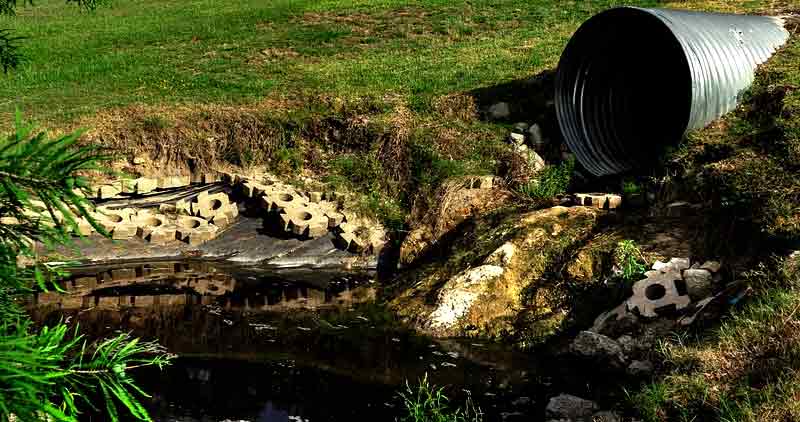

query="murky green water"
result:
[30,259,543,421]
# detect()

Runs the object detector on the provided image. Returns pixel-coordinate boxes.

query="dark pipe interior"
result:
[556,8,692,176]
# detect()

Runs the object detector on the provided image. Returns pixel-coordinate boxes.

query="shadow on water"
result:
[29,259,540,422]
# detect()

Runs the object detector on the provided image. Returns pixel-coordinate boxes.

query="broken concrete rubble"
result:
[627,271,691,317]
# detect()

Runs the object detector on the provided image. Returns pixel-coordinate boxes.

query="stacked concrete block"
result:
[335,217,386,254]
[192,191,230,219]
[157,175,191,189]
[278,205,329,238]
[175,216,218,246]
[574,193,622,210]
[133,213,176,244]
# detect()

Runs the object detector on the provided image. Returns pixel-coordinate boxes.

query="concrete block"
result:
[263,189,306,212]
[194,192,230,219]
[307,191,323,202]
[574,193,622,210]
[120,179,137,194]
[134,213,170,240]
[627,272,690,318]
[175,199,192,215]
[147,226,177,244]
[134,177,158,194]
[157,175,190,189]
[111,222,138,240]
[75,218,94,236]
[110,268,136,280]
[97,184,121,199]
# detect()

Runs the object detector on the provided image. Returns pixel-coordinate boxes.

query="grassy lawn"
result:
[0,0,768,127]
[2,0,800,421]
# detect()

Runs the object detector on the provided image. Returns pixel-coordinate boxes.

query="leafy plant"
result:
[515,157,575,201]
[614,239,647,283]
[399,374,483,422]
[0,115,172,421]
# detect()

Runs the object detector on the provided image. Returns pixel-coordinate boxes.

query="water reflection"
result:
[34,260,376,312]
[30,260,537,422]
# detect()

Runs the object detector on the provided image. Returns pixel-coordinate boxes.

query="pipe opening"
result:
[556,8,692,176]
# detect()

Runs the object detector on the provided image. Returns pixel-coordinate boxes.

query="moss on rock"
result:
[390,205,600,341]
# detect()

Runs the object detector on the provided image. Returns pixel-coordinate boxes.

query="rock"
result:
[525,149,546,173]
[132,155,147,165]
[569,331,627,368]
[700,260,722,273]
[683,268,714,300]
[592,411,622,422]
[616,335,641,356]
[427,265,506,330]
[488,102,511,119]
[627,360,654,377]
[590,302,638,337]
[393,206,600,340]
[545,394,596,421]
[511,396,532,407]
[665,201,693,217]
[97,184,121,199]
[509,132,526,146]
[513,122,529,133]
[528,123,544,147]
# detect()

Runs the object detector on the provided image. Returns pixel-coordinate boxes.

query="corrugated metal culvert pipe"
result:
[555,7,791,176]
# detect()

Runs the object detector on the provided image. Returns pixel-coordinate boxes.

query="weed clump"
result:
[399,374,483,422]
[514,157,574,201]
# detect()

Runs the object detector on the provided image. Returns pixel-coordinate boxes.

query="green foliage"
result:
[399,374,483,422]
[622,179,642,196]
[272,145,304,173]
[0,29,22,73]
[614,240,646,283]
[0,324,173,422]
[0,117,172,421]
[515,158,575,201]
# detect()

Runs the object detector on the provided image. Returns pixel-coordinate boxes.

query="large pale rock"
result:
[428,265,505,330]
[393,206,600,340]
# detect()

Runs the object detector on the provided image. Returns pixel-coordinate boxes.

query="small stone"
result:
[545,394,596,420]
[592,410,622,422]
[512,122,529,133]
[308,191,323,202]
[473,176,494,190]
[528,123,544,146]
[526,150,546,173]
[132,155,147,165]
[627,360,654,377]
[569,331,627,368]
[665,201,693,217]
[511,396,532,407]
[683,268,714,300]
[488,102,511,119]
[509,132,526,146]
[700,260,722,273]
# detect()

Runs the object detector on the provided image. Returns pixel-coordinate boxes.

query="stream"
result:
[29,259,544,422]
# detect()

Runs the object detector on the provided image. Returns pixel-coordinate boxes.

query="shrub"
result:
[614,240,646,283]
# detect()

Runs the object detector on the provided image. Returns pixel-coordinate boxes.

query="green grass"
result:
[0,0,670,126]
[399,374,483,422]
